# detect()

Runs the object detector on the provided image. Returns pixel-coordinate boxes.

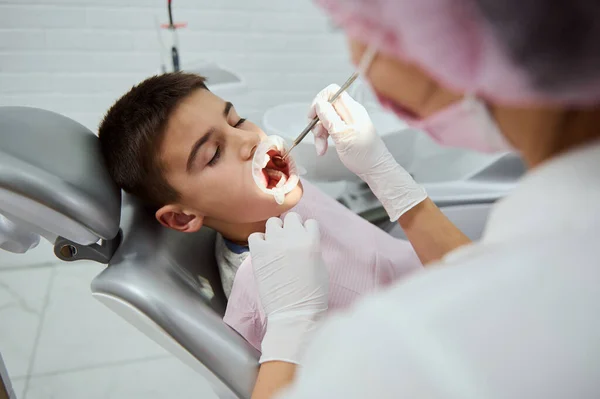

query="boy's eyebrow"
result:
[187,128,214,172]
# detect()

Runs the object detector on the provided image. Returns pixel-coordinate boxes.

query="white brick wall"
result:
[0,0,354,132]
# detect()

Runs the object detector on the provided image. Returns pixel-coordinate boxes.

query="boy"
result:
[98,72,422,351]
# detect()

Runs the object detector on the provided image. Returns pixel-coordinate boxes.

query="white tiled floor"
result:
[10,378,27,398]
[0,266,52,378]
[0,240,56,271]
[25,357,215,399]
[0,249,218,399]
[32,262,168,375]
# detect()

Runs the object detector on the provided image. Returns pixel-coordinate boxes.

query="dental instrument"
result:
[278,75,356,161]
[279,46,377,161]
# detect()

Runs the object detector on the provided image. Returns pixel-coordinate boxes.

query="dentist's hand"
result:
[309,84,381,173]
[309,84,428,221]
[248,212,329,365]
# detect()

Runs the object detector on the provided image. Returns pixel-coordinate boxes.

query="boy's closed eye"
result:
[207,145,221,166]
[234,118,246,128]
[187,102,247,171]
[207,118,246,167]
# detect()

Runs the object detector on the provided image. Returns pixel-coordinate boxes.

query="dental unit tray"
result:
[0,106,523,398]
[340,152,523,224]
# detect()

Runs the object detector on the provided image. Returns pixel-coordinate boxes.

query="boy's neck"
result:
[209,219,268,246]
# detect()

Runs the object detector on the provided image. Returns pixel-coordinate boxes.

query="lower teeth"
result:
[264,168,288,189]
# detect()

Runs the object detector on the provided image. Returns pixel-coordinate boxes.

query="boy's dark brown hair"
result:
[98,72,207,208]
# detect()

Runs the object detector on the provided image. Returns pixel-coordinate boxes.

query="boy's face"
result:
[157,89,303,232]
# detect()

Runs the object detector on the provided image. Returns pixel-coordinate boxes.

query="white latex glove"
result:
[309,84,428,221]
[248,212,329,365]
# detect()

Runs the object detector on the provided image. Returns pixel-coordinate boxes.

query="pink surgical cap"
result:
[316,0,600,106]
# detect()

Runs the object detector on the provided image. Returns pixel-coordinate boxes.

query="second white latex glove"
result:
[248,212,329,365]
[309,84,428,221]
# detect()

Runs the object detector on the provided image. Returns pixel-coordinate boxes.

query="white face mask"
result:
[359,46,513,154]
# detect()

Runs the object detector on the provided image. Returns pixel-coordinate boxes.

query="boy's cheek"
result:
[279,183,303,211]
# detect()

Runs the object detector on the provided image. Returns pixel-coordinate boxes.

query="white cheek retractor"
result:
[252,135,300,205]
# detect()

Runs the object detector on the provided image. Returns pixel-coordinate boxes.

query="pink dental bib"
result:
[223,179,423,351]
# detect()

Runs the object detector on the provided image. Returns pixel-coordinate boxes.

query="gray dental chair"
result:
[0,106,524,398]
[0,106,259,399]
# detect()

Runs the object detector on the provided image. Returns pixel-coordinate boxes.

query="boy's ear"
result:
[155,205,204,233]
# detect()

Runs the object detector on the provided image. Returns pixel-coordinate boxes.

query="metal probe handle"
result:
[281,72,359,159]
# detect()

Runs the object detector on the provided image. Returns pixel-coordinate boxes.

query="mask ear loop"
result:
[354,43,378,109]
[357,44,378,77]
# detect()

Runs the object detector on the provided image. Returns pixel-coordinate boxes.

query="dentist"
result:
[249,0,600,398]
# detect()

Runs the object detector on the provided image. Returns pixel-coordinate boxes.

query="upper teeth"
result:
[265,168,284,179]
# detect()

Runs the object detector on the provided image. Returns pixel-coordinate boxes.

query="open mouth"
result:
[252,136,300,204]
[263,150,290,189]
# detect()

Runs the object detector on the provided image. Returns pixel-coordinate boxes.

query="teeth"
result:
[265,168,284,179]
[264,168,288,188]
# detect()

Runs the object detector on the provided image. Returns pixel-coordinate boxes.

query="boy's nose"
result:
[234,129,262,161]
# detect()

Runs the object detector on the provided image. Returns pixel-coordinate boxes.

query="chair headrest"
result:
[0,107,121,241]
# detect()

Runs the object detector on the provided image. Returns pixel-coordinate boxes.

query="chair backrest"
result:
[0,106,121,244]
[91,196,259,399]
[0,107,259,398]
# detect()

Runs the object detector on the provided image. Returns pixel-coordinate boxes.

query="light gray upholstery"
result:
[0,106,121,240]
[91,196,259,398]
[0,107,259,398]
